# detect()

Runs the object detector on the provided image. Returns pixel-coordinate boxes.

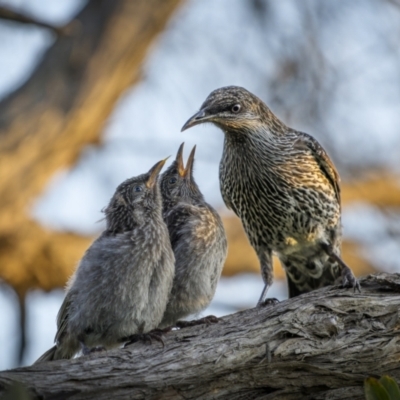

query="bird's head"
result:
[182,86,287,137]
[181,86,275,134]
[160,143,203,208]
[104,158,167,233]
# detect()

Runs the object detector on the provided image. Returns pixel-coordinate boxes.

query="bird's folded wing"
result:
[297,132,341,206]
[164,206,194,250]
[55,293,71,344]
[165,204,220,281]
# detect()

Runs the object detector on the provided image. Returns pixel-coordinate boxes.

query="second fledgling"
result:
[159,143,227,328]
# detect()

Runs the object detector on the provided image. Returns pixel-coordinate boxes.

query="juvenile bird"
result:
[35,159,175,363]
[159,143,227,328]
[182,86,359,304]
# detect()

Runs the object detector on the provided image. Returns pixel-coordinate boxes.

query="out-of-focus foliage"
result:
[1,381,32,400]
[364,376,400,400]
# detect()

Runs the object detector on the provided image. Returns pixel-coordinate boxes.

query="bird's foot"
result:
[258,298,279,307]
[175,315,219,329]
[122,328,171,348]
[341,266,361,293]
[79,341,106,356]
[257,283,276,307]
[321,243,361,293]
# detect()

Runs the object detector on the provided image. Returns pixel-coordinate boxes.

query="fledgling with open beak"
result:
[182,86,359,305]
[35,159,175,363]
[159,143,227,328]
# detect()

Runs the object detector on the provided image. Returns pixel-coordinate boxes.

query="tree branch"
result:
[0,6,68,36]
[1,273,399,400]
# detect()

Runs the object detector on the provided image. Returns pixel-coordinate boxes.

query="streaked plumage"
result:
[159,143,227,328]
[35,159,175,363]
[182,86,359,303]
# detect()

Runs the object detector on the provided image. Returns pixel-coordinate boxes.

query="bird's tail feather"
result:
[284,257,340,298]
[34,345,58,364]
[287,275,303,298]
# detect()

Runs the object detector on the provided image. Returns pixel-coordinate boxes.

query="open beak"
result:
[146,157,169,188]
[181,109,210,132]
[183,145,196,178]
[176,142,186,177]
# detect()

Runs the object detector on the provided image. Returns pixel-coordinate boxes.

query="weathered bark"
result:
[1,273,399,400]
[0,0,183,296]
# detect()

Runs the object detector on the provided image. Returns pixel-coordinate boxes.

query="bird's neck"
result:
[106,205,162,234]
[105,209,137,234]
[223,118,287,147]
[162,186,204,213]
[221,122,296,178]
[223,124,281,150]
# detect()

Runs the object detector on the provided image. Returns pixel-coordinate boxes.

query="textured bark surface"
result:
[0,0,183,296]
[1,273,399,400]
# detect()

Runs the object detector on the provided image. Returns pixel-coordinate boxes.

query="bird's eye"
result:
[134,186,143,192]
[231,104,241,113]
[169,177,177,185]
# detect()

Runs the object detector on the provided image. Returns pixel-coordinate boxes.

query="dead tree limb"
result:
[0,273,399,400]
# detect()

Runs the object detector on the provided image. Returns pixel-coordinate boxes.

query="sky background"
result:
[1,0,400,368]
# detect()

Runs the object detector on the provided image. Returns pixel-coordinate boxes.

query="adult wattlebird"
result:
[182,86,359,305]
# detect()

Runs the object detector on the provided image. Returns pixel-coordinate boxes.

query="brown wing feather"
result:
[298,132,341,206]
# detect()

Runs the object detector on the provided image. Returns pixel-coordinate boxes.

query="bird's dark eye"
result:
[231,104,241,113]
[134,186,143,192]
[169,177,177,184]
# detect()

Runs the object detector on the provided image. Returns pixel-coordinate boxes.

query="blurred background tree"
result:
[0,0,399,368]
[0,0,183,366]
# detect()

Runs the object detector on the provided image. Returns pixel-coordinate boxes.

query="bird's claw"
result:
[257,298,279,307]
[341,267,361,293]
[123,328,169,348]
[175,315,219,329]
[80,341,106,356]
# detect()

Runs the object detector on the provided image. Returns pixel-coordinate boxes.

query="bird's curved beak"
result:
[183,145,196,178]
[181,109,210,132]
[176,142,186,177]
[146,157,169,188]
